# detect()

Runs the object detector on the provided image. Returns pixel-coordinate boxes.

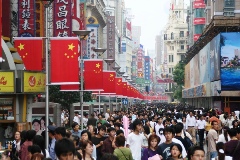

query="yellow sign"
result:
[24,72,45,93]
[0,72,14,93]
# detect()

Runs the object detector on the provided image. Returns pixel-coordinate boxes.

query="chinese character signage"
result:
[107,16,115,59]
[144,56,150,80]
[0,71,15,93]
[193,0,205,9]
[53,0,72,37]
[137,49,144,78]
[18,0,36,37]
[86,16,99,59]
[23,71,46,93]
[194,18,205,25]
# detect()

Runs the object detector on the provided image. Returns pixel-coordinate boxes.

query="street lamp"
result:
[40,0,54,149]
[117,71,125,77]
[93,48,107,58]
[104,59,115,70]
[73,30,91,130]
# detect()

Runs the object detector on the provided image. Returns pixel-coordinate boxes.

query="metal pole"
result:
[45,5,49,149]
[109,94,110,111]
[121,97,122,109]
[98,91,100,112]
[80,39,84,130]
[116,96,117,110]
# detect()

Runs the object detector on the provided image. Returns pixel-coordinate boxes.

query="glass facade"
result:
[194,25,204,34]
[194,8,205,18]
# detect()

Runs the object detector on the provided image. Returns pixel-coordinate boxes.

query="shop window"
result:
[0,98,14,121]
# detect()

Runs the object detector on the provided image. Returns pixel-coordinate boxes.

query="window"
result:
[180,31,184,37]
[194,25,204,34]
[181,45,184,50]
[225,0,235,7]
[171,32,174,39]
[181,55,185,61]
[194,8,205,18]
[170,46,174,51]
[168,55,174,63]
[169,68,171,74]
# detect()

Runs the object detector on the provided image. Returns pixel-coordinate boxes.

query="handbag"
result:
[148,154,161,160]
[118,148,129,160]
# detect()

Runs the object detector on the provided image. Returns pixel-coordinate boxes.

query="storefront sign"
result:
[193,1,206,8]
[194,18,206,25]
[107,16,115,59]
[0,71,15,93]
[53,0,72,37]
[23,72,45,93]
[18,0,36,36]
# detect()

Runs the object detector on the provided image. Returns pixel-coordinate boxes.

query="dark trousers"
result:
[198,129,205,148]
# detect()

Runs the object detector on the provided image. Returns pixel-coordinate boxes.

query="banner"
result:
[0,71,14,93]
[107,16,115,60]
[193,1,206,8]
[102,71,115,94]
[115,77,123,96]
[194,18,205,25]
[50,37,79,84]
[18,0,36,37]
[84,59,103,91]
[23,72,45,93]
[14,38,43,71]
[53,0,72,37]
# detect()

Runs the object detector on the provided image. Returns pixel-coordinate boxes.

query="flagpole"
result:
[116,96,117,110]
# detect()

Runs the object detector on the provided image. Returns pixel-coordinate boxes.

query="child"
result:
[167,144,183,160]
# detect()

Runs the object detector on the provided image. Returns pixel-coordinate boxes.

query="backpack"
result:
[183,131,193,150]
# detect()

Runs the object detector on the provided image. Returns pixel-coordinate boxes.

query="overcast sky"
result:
[125,0,170,50]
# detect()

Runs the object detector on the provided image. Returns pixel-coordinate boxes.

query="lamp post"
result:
[73,30,91,130]
[41,0,54,149]
[93,48,107,112]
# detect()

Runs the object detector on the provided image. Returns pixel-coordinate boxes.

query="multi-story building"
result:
[155,32,164,66]
[183,0,240,112]
[163,0,189,92]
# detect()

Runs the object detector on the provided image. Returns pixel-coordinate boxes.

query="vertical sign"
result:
[53,0,72,37]
[132,55,137,80]
[144,56,150,80]
[107,16,115,59]
[86,16,99,59]
[18,0,36,37]
[137,49,143,78]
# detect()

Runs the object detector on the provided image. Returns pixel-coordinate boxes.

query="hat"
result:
[48,125,57,133]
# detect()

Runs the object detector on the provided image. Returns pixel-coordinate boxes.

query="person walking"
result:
[186,111,197,145]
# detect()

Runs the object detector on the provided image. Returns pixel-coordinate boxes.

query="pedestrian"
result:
[91,125,106,160]
[186,111,197,145]
[101,127,116,154]
[187,146,205,160]
[142,134,161,160]
[54,138,75,160]
[81,140,94,160]
[224,128,240,160]
[113,135,133,160]
[196,115,206,148]
[167,143,183,160]
[207,120,219,159]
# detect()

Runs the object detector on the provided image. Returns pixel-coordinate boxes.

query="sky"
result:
[124,0,170,50]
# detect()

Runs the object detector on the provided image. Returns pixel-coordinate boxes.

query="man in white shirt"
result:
[105,109,110,120]
[154,117,164,138]
[196,115,206,148]
[186,111,197,144]
[73,111,81,125]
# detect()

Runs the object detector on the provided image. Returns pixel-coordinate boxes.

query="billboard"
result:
[18,0,36,37]
[220,33,240,90]
[199,43,210,83]
[184,63,190,89]
[144,56,150,80]
[210,34,221,81]
[53,0,72,37]
[126,19,132,40]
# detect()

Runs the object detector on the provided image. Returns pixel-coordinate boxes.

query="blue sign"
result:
[122,98,128,105]
[144,56,150,80]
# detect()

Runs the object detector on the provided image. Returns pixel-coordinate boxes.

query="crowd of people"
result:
[2,103,240,160]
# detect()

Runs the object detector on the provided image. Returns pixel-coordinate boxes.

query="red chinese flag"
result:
[50,38,79,84]
[84,59,103,91]
[115,77,123,96]
[102,71,116,94]
[14,38,43,71]
[122,82,128,97]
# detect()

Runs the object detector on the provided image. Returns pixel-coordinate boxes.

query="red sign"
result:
[194,18,205,25]
[193,1,206,8]
[28,76,36,87]
[18,0,36,37]
[53,0,72,37]
[194,34,201,41]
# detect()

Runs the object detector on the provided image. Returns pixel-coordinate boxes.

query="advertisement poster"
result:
[194,54,200,86]
[199,43,210,83]
[221,33,240,90]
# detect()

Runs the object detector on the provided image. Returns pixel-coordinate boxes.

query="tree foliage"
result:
[172,62,185,101]
[49,85,92,108]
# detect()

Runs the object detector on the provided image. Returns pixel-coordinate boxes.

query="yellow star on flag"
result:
[110,74,113,77]
[18,43,25,51]
[118,79,121,82]
[68,43,75,51]
[96,63,100,68]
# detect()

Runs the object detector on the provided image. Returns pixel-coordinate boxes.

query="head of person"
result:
[172,119,178,125]
[32,119,41,132]
[81,140,94,159]
[72,122,79,131]
[74,151,82,160]
[227,128,237,138]
[114,122,121,130]
[31,153,44,160]
[33,135,46,156]
[174,124,183,134]
[148,134,160,149]
[81,130,92,141]
[97,122,102,127]
[163,127,175,142]
[55,127,66,140]
[132,119,142,132]
[97,125,106,137]
[55,138,75,160]
[71,135,80,147]
[143,125,150,135]
[170,143,182,158]
[98,114,102,120]
[48,125,56,138]
[157,117,163,124]
[116,129,124,136]
[26,130,36,141]
[74,111,79,116]
[1,150,11,160]
[211,120,218,130]
[100,153,119,160]
[40,116,46,130]
[188,146,205,160]
[14,131,21,141]
[27,145,42,160]
[107,127,116,137]
[115,135,126,147]
[190,111,193,117]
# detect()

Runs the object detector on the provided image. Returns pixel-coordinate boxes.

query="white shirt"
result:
[73,115,80,125]
[126,132,144,160]
[196,120,206,129]
[186,116,196,129]
[105,112,110,120]
[172,138,187,158]
[154,123,164,137]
